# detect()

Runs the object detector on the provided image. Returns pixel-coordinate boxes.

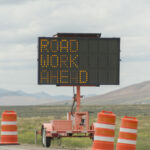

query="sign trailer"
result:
[37,33,120,147]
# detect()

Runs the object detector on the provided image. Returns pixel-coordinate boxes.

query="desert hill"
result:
[0,88,71,106]
[81,81,150,105]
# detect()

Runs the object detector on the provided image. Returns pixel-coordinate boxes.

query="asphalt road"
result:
[0,145,90,150]
[0,145,69,150]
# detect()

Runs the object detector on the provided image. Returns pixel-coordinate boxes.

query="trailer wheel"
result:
[42,128,51,147]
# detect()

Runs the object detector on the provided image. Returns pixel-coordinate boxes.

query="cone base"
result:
[0,135,18,145]
[0,143,19,145]
[92,141,114,150]
[116,143,136,150]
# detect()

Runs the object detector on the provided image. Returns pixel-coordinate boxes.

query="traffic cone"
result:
[0,111,19,145]
[92,110,116,150]
[116,116,138,150]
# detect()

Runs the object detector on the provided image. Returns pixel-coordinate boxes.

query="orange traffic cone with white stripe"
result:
[92,110,116,150]
[116,116,138,150]
[0,111,19,144]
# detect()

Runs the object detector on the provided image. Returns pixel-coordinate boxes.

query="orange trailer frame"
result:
[38,86,95,147]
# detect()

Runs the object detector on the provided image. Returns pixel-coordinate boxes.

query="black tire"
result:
[42,128,51,147]
[45,137,51,147]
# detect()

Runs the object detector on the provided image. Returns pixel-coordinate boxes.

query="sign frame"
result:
[38,37,120,86]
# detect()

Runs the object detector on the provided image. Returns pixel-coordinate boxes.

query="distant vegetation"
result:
[0,105,150,149]
[0,104,150,117]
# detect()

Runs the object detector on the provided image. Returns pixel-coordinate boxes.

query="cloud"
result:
[0,0,32,5]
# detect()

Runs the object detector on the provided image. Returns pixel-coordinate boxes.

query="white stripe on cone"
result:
[1,121,17,125]
[96,123,115,130]
[1,131,18,135]
[118,139,136,145]
[120,128,137,133]
[94,136,114,142]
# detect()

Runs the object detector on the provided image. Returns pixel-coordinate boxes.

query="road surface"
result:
[0,144,90,150]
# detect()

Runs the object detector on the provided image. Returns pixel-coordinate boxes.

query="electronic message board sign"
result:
[38,37,120,86]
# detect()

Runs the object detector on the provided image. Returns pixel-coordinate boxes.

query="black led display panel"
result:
[38,37,120,86]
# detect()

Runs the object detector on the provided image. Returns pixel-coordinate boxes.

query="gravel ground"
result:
[0,144,91,150]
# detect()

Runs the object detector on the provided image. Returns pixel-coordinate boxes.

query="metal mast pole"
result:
[76,86,80,112]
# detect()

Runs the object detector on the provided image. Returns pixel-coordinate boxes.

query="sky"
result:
[0,0,150,96]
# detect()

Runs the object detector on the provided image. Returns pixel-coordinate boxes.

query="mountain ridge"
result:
[1,81,150,105]
[0,88,71,100]
[81,80,150,105]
